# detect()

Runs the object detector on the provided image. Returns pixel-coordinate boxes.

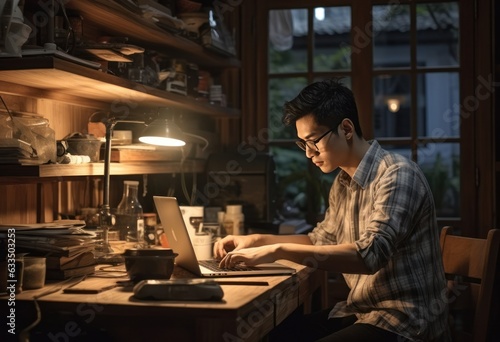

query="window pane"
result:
[313,6,351,71]
[418,143,460,217]
[271,146,334,221]
[416,2,459,67]
[417,72,460,137]
[373,5,411,68]
[268,77,308,140]
[270,146,308,219]
[373,74,411,138]
[269,9,308,74]
[381,145,412,160]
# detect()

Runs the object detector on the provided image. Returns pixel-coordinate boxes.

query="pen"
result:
[216,281,269,286]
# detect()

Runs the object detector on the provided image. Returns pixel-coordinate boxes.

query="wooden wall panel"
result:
[36,99,96,140]
[57,179,96,218]
[0,184,38,224]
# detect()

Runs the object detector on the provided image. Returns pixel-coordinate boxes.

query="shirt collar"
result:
[338,140,380,189]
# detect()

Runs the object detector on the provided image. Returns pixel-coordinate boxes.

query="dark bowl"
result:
[64,133,102,162]
[123,248,177,283]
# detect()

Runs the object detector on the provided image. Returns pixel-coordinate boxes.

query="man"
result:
[214,78,449,341]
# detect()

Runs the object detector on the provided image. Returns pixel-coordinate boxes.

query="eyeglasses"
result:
[296,128,334,152]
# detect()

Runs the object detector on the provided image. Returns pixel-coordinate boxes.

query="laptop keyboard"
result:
[199,259,258,272]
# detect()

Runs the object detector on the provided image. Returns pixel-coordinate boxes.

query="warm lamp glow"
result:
[387,98,401,113]
[139,119,186,147]
[139,136,186,146]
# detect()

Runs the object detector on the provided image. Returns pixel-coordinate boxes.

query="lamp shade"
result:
[139,119,186,147]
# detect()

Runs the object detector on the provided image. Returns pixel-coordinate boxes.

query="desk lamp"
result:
[94,118,185,260]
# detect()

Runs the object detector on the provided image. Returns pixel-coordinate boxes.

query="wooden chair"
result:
[440,226,500,342]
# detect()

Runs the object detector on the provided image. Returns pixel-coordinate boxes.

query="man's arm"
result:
[213,233,313,259]
[276,242,371,274]
[252,233,314,246]
[218,238,371,274]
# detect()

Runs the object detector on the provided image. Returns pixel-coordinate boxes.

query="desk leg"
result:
[303,269,329,314]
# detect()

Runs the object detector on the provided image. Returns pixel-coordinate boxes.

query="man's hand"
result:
[213,234,257,260]
[218,245,280,268]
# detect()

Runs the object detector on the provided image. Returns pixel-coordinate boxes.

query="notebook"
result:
[153,196,296,277]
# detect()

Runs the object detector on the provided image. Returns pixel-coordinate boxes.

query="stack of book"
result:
[0,221,97,280]
[45,250,96,280]
[0,138,39,165]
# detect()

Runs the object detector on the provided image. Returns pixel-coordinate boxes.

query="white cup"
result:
[192,232,213,260]
[22,257,46,290]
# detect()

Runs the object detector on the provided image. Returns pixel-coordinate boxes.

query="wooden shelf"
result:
[0,57,239,116]
[64,0,240,69]
[0,159,205,181]
[0,1,239,224]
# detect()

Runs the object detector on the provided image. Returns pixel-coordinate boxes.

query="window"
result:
[244,0,475,230]
[372,3,460,218]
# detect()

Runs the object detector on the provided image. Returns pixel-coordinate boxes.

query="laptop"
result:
[153,196,296,277]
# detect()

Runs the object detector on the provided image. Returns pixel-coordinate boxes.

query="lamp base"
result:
[93,223,126,264]
[94,237,124,264]
[94,253,124,265]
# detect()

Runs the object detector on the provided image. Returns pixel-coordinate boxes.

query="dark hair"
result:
[282,78,363,137]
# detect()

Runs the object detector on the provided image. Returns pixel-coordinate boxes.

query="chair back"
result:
[440,226,500,342]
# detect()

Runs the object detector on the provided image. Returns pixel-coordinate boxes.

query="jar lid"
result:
[123,248,176,257]
[226,205,242,214]
[124,180,139,186]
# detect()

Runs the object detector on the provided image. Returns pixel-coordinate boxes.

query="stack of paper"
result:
[0,220,97,279]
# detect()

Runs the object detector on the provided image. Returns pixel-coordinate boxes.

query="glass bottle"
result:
[115,180,145,246]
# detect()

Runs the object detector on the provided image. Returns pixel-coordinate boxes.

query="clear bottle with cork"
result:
[115,180,145,246]
[222,205,244,236]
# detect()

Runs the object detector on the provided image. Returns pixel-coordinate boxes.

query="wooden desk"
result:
[2,261,327,341]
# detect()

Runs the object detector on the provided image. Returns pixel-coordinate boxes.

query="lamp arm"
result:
[96,119,117,255]
[183,132,209,152]
[102,118,146,207]
[96,117,146,257]
[102,119,116,209]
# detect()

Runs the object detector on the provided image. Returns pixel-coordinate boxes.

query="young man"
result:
[214,78,449,341]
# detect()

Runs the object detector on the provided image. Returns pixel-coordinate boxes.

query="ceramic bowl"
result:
[123,248,177,283]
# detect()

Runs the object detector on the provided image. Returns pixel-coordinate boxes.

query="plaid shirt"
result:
[309,141,450,342]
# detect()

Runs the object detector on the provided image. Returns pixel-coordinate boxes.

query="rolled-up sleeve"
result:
[355,163,429,273]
